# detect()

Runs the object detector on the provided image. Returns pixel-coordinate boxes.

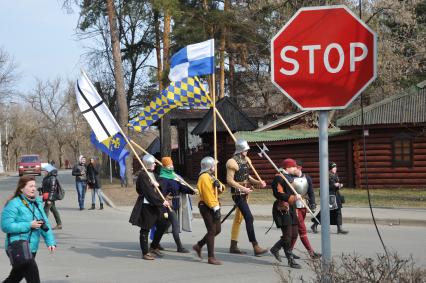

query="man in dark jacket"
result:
[269,158,302,269]
[72,155,87,210]
[152,157,198,253]
[42,164,62,230]
[87,157,104,210]
[311,162,348,234]
[129,154,170,260]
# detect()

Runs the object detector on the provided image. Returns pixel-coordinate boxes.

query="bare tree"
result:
[0,47,19,102]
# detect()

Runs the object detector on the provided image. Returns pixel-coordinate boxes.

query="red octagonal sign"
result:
[271,5,377,110]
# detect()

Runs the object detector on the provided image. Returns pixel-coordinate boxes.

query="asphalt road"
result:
[0,171,425,283]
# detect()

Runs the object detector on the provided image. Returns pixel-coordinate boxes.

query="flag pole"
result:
[212,72,218,198]
[129,139,198,193]
[119,131,166,202]
[194,77,264,184]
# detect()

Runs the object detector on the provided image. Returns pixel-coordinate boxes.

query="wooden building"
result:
[234,128,353,188]
[337,81,426,188]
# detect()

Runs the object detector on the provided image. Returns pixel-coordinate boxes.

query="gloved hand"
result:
[213,180,221,189]
[309,203,317,213]
[213,206,221,221]
[193,189,200,195]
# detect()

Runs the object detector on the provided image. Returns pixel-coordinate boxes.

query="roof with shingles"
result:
[337,81,426,127]
[235,128,349,142]
[191,97,258,135]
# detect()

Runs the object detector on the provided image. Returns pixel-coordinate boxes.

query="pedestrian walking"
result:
[193,157,224,265]
[72,155,87,210]
[311,161,349,234]
[269,158,302,269]
[226,139,267,256]
[129,154,170,260]
[87,157,104,210]
[41,164,63,230]
[2,175,56,283]
[152,157,198,253]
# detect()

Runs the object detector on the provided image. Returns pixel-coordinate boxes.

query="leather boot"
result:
[142,253,155,260]
[311,223,318,234]
[269,240,283,262]
[309,250,322,259]
[89,204,95,210]
[229,240,246,254]
[208,257,222,265]
[252,242,268,257]
[99,203,104,210]
[337,225,349,234]
[193,244,202,259]
[290,250,300,259]
[288,255,302,269]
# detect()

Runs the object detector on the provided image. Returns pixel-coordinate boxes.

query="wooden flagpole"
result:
[212,73,218,198]
[129,139,198,193]
[194,77,264,184]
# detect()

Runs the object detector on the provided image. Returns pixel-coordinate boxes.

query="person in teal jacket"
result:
[2,175,56,283]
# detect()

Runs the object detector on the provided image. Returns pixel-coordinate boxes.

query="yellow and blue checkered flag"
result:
[128,77,211,132]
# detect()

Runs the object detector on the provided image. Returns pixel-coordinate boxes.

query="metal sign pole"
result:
[0,130,4,173]
[319,110,331,281]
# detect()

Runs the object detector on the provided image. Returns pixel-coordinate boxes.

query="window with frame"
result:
[392,133,413,167]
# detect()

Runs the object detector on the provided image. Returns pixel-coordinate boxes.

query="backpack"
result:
[55,180,65,200]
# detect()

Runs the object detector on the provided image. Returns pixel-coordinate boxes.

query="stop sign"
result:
[271,5,376,110]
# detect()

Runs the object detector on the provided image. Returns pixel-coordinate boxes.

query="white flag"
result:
[75,71,121,142]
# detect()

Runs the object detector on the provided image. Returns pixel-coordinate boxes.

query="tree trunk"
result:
[161,10,172,157]
[219,0,228,99]
[154,11,163,92]
[106,0,132,185]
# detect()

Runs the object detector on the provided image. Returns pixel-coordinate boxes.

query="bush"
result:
[276,252,426,283]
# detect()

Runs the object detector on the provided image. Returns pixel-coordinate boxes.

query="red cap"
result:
[282,158,297,169]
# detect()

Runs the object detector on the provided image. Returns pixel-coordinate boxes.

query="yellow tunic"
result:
[197,173,221,209]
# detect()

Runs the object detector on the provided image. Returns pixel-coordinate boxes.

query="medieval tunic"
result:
[226,155,261,243]
[129,171,163,230]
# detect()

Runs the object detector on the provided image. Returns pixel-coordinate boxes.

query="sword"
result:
[256,143,320,224]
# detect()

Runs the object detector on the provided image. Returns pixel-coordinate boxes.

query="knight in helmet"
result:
[269,158,302,268]
[193,156,224,265]
[129,154,170,260]
[290,162,321,259]
[226,139,267,256]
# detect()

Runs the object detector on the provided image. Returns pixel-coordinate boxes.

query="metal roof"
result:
[191,97,258,135]
[337,81,426,127]
[235,128,348,143]
[254,111,310,132]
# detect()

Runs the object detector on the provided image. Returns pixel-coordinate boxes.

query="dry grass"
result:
[101,178,426,208]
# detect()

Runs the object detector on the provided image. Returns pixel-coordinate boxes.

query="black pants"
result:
[197,204,221,258]
[169,210,184,249]
[3,253,39,283]
[312,208,343,226]
[281,224,298,256]
[232,194,257,243]
[150,215,170,250]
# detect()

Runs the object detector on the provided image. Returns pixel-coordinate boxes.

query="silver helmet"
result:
[142,154,156,168]
[234,139,250,154]
[200,156,216,174]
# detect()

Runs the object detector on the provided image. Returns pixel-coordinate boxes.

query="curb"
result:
[192,213,426,227]
[101,192,116,209]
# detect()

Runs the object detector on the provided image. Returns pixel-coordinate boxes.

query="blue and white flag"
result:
[90,131,129,180]
[168,39,215,82]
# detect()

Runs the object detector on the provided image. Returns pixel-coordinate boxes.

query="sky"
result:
[0,1,86,94]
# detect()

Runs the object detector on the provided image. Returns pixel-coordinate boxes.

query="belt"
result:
[231,187,247,195]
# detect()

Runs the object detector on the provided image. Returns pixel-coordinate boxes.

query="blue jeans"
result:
[91,188,104,205]
[75,181,86,209]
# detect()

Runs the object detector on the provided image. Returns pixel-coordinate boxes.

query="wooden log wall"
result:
[353,128,426,188]
[245,141,351,188]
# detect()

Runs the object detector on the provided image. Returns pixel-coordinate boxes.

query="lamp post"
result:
[0,129,4,173]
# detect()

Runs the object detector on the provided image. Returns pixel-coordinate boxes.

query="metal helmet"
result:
[234,139,250,154]
[142,154,156,168]
[200,156,216,174]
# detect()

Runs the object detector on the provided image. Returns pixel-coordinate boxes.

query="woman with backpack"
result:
[41,164,63,230]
